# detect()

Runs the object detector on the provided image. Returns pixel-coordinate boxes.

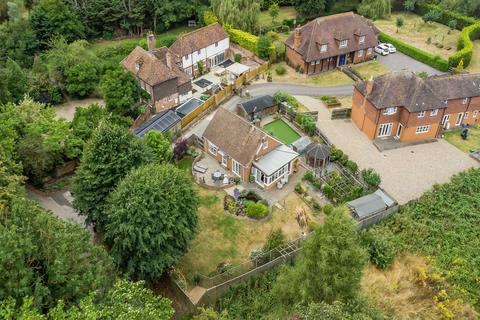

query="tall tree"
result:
[104,163,198,281]
[143,131,173,163]
[268,2,279,24]
[211,0,260,32]
[357,0,391,20]
[0,58,28,104]
[294,0,327,19]
[273,207,367,305]
[71,122,153,229]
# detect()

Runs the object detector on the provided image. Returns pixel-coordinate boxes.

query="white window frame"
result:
[197,49,201,55]
[378,123,393,137]
[320,44,328,52]
[232,159,241,177]
[430,109,438,116]
[455,112,464,125]
[359,35,365,44]
[463,97,469,105]
[367,48,372,55]
[263,140,268,150]
[416,125,430,134]
[473,110,478,118]
[339,40,348,48]
[464,112,468,120]
[383,107,397,115]
[358,49,364,57]
[418,111,426,118]
[208,141,217,155]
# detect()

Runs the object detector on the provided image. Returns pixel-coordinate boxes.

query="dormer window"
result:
[339,40,348,48]
[383,107,396,115]
[359,35,365,44]
[134,61,140,71]
[320,44,328,52]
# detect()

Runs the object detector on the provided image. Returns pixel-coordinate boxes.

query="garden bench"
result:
[193,164,207,173]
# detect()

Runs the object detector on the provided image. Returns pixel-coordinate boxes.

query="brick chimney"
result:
[294,26,301,50]
[147,31,155,51]
[366,76,374,94]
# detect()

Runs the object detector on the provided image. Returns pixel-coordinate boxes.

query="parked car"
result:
[375,44,390,56]
[383,43,397,53]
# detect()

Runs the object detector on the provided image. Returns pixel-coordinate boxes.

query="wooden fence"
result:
[331,108,352,120]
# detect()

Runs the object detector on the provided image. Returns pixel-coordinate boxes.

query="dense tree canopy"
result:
[357,0,392,20]
[72,122,153,229]
[143,131,173,163]
[105,163,198,281]
[293,0,327,18]
[211,0,260,32]
[0,59,28,104]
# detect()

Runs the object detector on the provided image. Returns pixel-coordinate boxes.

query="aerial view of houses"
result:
[1,0,480,319]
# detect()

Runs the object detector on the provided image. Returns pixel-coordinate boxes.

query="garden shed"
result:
[304,143,331,174]
[347,189,398,229]
[291,136,312,154]
[237,95,277,121]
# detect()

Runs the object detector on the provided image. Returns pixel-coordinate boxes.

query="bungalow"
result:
[203,108,299,190]
[236,95,277,121]
[352,72,480,143]
[121,41,192,112]
[170,23,230,77]
[284,12,379,75]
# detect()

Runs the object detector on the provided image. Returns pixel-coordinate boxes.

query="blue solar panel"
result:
[134,110,181,137]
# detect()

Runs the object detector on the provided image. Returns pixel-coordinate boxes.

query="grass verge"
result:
[443,126,480,153]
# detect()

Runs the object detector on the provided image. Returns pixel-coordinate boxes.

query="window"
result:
[359,35,365,44]
[464,112,468,119]
[197,49,201,55]
[320,44,328,52]
[339,40,348,48]
[474,110,478,118]
[418,111,426,118]
[430,109,438,116]
[208,141,217,155]
[383,107,397,115]
[463,97,469,104]
[358,49,364,57]
[367,48,372,55]
[378,123,393,137]
[215,41,218,47]
[185,54,189,60]
[134,62,140,71]
[416,125,430,134]
[262,139,268,150]
[232,160,241,176]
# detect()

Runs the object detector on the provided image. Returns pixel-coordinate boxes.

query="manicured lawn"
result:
[466,41,480,73]
[352,60,391,79]
[443,126,480,153]
[176,189,318,287]
[270,62,354,86]
[258,6,298,29]
[374,12,459,60]
[263,119,301,144]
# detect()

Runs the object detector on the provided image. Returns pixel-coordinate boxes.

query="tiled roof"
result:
[238,95,276,114]
[203,108,269,166]
[170,23,229,57]
[121,46,190,87]
[285,12,379,62]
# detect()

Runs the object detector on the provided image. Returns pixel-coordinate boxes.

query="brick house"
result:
[170,23,230,78]
[352,72,480,142]
[203,108,299,190]
[121,44,192,112]
[284,12,379,75]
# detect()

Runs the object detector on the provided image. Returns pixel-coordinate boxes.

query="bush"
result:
[203,10,218,25]
[266,31,279,41]
[415,3,478,30]
[361,168,381,188]
[263,228,286,251]
[448,22,480,69]
[378,32,449,72]
[364,236,395,269]
[311,200,322,212]
[234,53,242,63]
[312,179,322,190]
[303,171,315,183]
[295,182,304,194]
[157,34,177,48]
[273,91,300,109]
[323,204,334,215]
[345,160,358,173]
[234,176,241,185]
[322,184,333,199]
[225,25,275,58]
[257,35,272,60]
[275,64,286,75]
[422,10,442,24]
[245,200,269,219]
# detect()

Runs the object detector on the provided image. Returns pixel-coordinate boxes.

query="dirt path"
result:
[55,98,105,121]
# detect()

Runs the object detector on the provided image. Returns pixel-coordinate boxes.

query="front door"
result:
[441,114,450,128]
[395,123,403,139]
[378,123,393,137]
[455,113,464,126]
[221,154,227,166]
[339,54,346,66]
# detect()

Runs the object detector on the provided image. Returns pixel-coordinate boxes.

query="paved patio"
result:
[296,95,479,204]
[193,155,232,187]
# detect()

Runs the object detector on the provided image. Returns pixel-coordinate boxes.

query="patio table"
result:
[213,171,222,181]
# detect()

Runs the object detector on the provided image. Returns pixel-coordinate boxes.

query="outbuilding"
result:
[347,189,398,228]
[237,95,277,121]
[304,143,331,174]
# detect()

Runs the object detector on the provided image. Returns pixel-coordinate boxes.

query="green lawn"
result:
[444,126,480,153]
[263,119,301,144]
[258,6,298,29]
[352,60,391,79]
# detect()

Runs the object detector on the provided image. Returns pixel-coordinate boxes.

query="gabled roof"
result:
[121,46,190,87]
[170,23,229,57]
[285,12,379,62]
[348,189,396,220]
[238,95,276,114]
[203,108,272,166]
[134,109,181,137]
[253,144,298,176]
[425,73,480,100]
[355,72,446,112]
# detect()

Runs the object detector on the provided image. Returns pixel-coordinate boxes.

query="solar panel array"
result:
[135,110,181,137]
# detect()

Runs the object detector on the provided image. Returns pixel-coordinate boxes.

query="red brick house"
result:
[285,12,379,75]
[352,72,480,142]
[203,108,299,190]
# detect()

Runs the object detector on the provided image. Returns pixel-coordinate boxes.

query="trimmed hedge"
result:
[378,32,449,72]
[415,3,478,30]
[224,24,276,60]
[448,22,480,68]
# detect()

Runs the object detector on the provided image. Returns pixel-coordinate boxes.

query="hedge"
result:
[415,3,478,30]
[378,32,449,72]
[224,24,276,60]
[448,22,480,68]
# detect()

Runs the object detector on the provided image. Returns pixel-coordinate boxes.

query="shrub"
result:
[263,228,286,251]
[322,184,333,199]
[257,35,272,60]
[312,179,322,190]
[245,200,269,219]
[378,32,449,72]
[275,64,286,75]
[303,171,315,182]
[415,3,477,30]
[225,25,275,58]
[234,53,242,63]
[311,200,322,212]
[266,31,279,41]
[295,182,304,194]
[323,204,334,215]
[234,176,241,185]
[361,168,381,188]
[448,19,458,31]
[249,175,255,183]
[448,22,480,69]
[362,234,395,269]
[422,10,441,24]
[345,160,358,173]
[273,91,300,109]
[157,34,177,48]
[203,10,218,25]
[339,153,349,166]
[173,139,188,160]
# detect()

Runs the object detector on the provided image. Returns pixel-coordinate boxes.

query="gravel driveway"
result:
[297,96,478,204]
[376,52,444,76]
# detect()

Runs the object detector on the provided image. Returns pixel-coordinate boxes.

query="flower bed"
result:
[224,189,270,219]
[320,95,341,108]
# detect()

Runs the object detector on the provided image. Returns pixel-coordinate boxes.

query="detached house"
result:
[352,72,480,142]
[285,12,379,75]
[203,108,299,190]
[170,23,230,77]
[121,41,192,112]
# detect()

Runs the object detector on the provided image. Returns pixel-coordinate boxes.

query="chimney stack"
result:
[366,76,374,94]
[147,31,155,51]
[294,26,301,50]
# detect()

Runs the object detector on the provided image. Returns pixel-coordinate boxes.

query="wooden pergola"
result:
[305,143,331,175]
